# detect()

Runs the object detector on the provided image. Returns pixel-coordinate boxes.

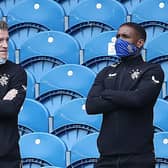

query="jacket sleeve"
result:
[101,65,164,109]
[86,67,118,114]
[0,67,27,118]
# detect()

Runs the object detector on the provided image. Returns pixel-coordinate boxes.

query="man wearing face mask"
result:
[86,22,164,168]
[0,20,27,167]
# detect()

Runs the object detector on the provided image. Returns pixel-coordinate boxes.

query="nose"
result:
[2,40,8,48]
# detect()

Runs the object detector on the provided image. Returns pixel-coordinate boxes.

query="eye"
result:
[116,34,120,39]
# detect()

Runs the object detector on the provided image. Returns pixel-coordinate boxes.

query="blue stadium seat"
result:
[18,98,49,136]
[8,38,16,62]
[145,32,168,63]
[117,0,145,15]
[7,0,65,49]
[67,133,99,168]
[131,0,168,45]
[26,70,36,98]
[37,64,96,116]
[19,132,67,168]
[51,98,102,150]
[83,30,119,73]
[153,98,168,132]
[154,132,168,167]
[0,8,4,20]
[54,0,85,16]
[20,31,80,82]
[66,0,127,48]
[0,0,24,17]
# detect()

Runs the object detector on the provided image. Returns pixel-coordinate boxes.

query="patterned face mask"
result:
[115,38,139,58]
[0,57,7,64]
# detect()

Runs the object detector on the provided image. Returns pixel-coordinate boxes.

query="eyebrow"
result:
[116,33,131,39]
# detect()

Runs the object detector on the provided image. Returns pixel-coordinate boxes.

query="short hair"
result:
[120,22,146,42]
[0,20,8,31]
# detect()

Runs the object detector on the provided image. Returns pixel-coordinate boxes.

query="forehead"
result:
[0,30,9,38]
[117,25,137,36]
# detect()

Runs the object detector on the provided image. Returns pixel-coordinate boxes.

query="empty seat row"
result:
[19,131,168,168]
[19,132,99,168]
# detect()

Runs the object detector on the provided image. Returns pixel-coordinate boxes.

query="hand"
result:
[3,89,18,100]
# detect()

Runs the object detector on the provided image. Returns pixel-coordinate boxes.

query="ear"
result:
[136,39,145,48]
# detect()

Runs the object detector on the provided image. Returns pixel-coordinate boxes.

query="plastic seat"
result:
[8,38,16,62]
[67,133,99,168]
[154,132,168,167]
[0,8,4,20]
[66,0,127,48]
[7,0,65,49]
[153,98,168,132]
[54,0,85,15]
[83,30,119,73]
[51,98,102,150]
[26,70,36,98]
[0,0,24,17]
[161,63,168,100]
[131,0,168,46]
[145,32,168,63]
[19,132,67,168]
[20,31,80,82]
[37,64,96,116]
[18,98,49,136]
[117,0,145,15]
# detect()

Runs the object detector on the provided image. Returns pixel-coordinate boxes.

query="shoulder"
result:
[143,62,163,73]
[6,61,27,78]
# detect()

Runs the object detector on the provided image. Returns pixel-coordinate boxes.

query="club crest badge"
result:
[130,69,141,80]
[0,74,9,86]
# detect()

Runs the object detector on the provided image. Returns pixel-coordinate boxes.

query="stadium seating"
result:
[131,0,168,46]
[67,132,99,167]
[66,0,127,48]
[8,38,16,62]
[26,70,36,98]
[154,132,168,167]
[51,98,102,150]
[18,98,49,136]
[83,30,119,73]
[55,0,85,16]
[153,98,168,132]
[19,132,67,167]
[0,8,4,20]
[0,0,24,17]
[20,31,80,82]
[37,64,96,116]
[145,32,168,63]
[117,0,145,15]
[7,0,65,49]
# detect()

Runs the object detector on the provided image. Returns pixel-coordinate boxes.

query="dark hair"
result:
[0,20,8,31]
[120,22,146,41]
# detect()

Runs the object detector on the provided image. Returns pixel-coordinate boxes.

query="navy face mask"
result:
[115,38,139,58]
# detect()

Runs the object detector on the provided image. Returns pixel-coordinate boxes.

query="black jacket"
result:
[86,55,164,155]
[0,60,27,160]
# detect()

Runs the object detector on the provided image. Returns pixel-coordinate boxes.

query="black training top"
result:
[0,60,27,158]
[86,55,164,155]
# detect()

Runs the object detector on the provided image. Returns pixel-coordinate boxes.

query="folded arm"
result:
[101,66,164,109]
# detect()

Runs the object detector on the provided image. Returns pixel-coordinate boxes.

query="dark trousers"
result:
[94,152,155,168]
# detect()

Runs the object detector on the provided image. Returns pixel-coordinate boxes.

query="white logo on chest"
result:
[130,69,141,80]
[0,74,9,86]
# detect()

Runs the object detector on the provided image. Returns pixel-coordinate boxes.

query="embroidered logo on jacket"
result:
[152,75,160,84]
[130,69,141,80]
[0,74,9,86]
